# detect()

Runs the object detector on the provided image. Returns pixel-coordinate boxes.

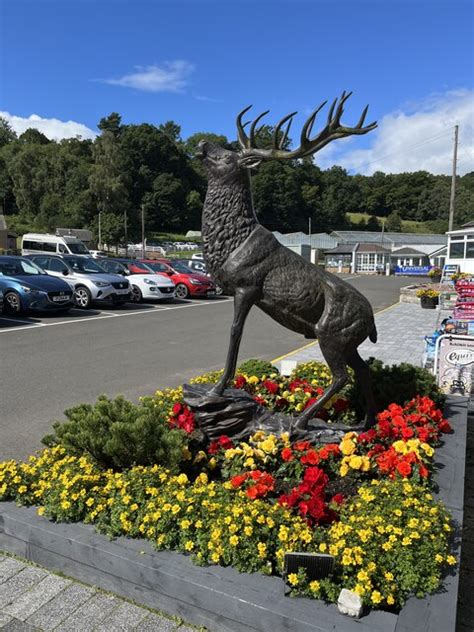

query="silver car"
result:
[28,255,131,309]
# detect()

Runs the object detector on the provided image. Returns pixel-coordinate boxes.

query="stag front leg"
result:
[210,288,259,396]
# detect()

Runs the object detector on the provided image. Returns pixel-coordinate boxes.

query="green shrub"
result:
[347,358,445,415]
[289,361,334,387]
[42,395,187,471]
[237,358,279,378]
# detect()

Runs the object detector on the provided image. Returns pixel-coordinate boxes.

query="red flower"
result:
[254,396,267,406]
[333,398,349,413]
[262,380,279,395]
[331,493,345,505]
[218,435,233,449]
[281,447,294,462]
[439,419,453,434]
[396,461,412,477]
[234,374,247,389]
[231,474,248,488]
[401,426,414,439]
[418,463,429,478]
[172,402,183,415]
[301,449,320,465]
[294,441,311,452]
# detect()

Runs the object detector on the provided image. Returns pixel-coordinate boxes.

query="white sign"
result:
[436,335,474,396]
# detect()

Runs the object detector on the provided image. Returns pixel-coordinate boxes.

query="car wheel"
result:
[175,283,189,299]
[215,285,224,296]
[74,286,92,309]
[4,291,22,314]
[131,285,143,303]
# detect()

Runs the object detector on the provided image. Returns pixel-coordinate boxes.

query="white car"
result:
[98,259,175,303]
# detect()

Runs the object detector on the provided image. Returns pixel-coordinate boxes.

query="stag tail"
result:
[369,324,377,344]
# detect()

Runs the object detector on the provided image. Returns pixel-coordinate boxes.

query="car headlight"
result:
[93,281,112,288]
[189,279,203,285]
[21,285,41,294]
[144,279,157,285]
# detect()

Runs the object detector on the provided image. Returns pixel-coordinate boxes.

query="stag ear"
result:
[238,155,262,170]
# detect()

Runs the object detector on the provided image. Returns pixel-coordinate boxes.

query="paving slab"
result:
[94,600,150,631]
[0,568,47,610]
[25,583,96,631]
[2,574,71,621]
[53,592,120,632]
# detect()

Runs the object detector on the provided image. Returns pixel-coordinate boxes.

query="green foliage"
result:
[237,358,279,378]
[289,360,333,386]
[42,395,187,471]
[347,358,445,415]
[385,210,403,232]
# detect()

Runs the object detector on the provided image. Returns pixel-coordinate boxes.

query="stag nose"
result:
[195,140,208,159]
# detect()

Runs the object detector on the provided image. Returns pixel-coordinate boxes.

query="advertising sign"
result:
[394,265,430,276]
[436,335,474,396]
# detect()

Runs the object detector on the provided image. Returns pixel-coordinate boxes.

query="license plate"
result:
[53,295,69,302]
[207,290,216,296]
[116,289,129,295]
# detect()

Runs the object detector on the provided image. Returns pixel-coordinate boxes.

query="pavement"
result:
[274,300,440,369]
[0,554,200,631]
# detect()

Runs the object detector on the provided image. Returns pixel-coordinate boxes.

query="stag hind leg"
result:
[346,349,376,429]
[292,337,349,431]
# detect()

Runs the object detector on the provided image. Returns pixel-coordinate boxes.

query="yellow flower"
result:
[371,590,382,605]
[287,573,299,586]
[229,535,239,546]
[248,375,260,385]
[184,541,194,551]
[309,580,320,593]
[446,555,457,565]
[340,440,356,456]
[384,572,394,581]
[387,595,395,605]
[257,542,267,558]
[349,455,363,470]
[177,473,188,485]
[37,507,45,516]
[340,463,350,477]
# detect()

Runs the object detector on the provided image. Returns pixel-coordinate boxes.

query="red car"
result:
[140,259,216,299]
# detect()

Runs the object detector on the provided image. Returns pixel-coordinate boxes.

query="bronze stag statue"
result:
[194,92,378,434]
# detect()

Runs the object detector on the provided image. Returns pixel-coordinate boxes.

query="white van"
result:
[21,233,90,256]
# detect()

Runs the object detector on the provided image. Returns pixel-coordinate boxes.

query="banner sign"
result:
[436,335,474,396]
[394,265,430,276]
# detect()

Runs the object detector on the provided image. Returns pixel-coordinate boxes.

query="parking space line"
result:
[0,316,44,326]
[0,298,232,335]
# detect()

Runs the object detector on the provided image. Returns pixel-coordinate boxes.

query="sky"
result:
[0,0,473,176]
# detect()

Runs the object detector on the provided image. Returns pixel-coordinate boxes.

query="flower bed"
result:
[0,361,459,618]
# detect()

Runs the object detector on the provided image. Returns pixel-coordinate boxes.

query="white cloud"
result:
[0,111,96,141]
[102,61,194,93]
[315,90,474,175]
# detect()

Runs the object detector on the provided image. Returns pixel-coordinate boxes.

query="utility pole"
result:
[308,217,312,240]
[448,124,459,232]
[141,204,146,259]
[98,210,102,250]
[124,210,128,257]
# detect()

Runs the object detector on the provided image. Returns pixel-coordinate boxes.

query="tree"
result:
[88,130,131,244]
[385,210,403,232]
[98,113,122,137]
[366,215,380,231]
[19,128,50,145]
[0,117,17,148]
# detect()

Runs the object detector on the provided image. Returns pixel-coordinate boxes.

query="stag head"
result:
[196,91,377,180]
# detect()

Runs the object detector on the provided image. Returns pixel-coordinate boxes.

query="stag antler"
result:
[236,91,377,161]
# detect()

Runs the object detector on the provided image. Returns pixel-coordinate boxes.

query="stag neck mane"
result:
[202,171,259,273]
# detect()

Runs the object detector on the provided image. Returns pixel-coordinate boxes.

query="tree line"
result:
[0,113,472,244]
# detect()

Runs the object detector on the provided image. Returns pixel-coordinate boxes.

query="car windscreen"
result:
[144,262,170,273]
[170,261,193,274]
[67,242,89,254]
[63,257,106,274]
[0,258,45,276]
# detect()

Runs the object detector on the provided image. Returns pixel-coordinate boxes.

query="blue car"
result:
[0,256,74,314]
